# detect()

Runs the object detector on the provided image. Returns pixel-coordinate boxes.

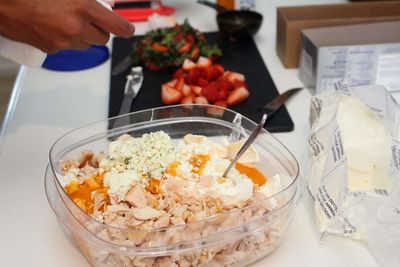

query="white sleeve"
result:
[0,36,46,67]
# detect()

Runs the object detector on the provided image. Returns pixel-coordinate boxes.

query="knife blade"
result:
[112,55,134,76]
[112,66,144,129]
[258,87,302,119]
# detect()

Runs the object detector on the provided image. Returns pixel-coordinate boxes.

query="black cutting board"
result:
[109,32,294,132]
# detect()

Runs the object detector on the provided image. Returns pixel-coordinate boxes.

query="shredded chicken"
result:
[61,132,289,267]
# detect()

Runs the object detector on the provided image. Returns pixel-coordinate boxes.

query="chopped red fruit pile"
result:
[161,57,250,107]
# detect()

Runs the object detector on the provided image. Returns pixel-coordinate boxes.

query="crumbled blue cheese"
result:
[103,131,178,180]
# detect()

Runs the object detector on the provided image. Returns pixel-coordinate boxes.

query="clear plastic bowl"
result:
[45,105,300,267]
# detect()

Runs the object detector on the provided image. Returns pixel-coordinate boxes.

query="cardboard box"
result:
[299,21,400,94]
[276,2,400,68]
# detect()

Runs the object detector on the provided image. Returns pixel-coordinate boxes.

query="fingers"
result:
[87,1,134,38]
[73,40,92,51]
[82,24,110,45]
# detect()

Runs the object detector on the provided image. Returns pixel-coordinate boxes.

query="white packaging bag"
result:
[308,82,400,267]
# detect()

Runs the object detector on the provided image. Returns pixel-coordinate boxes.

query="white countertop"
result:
[0,0,383,266]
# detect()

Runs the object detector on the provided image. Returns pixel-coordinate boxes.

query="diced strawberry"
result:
[175,77,185,92]
[214,100,227,108]
[218,87,228,101]
[178,42,192,53]
[202,83,220,103]
[194,96,209,105]
[209,65,224,81]
[185,68,201,85]
[197,78,209,87]
[232,79,249,90]
[200,66,211,80]
[191,86,202,96]
[166,79,177,88]
[189,46,200,60]
[161,85,182,105]
[197,56,212,68]
[216,77,233,92]
[181,95,194,105]
[225,71,245,82]
[182,84,192,96]
[214,64,225,74]
[227,87,249,106]
[173,68,185,79]
[183,59,196,71]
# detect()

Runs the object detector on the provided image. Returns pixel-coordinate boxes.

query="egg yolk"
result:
[166,161,179,176]
[65,173,109,214]
[146,178,161,194]
[190,154,210,175]
[235,162,267,186]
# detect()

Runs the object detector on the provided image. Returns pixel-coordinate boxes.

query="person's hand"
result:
[0,0,134,53]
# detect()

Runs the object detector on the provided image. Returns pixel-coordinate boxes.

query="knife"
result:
[112,66,144,129]
[258,87,302,119]
[112,54,134,76]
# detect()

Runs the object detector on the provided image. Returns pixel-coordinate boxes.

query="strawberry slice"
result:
[225,71,245,82]
[194,96,209,104]
[232,79,249,90]
[161,85,182,105]
[191,86,202,96]
[175,77,185,92]
[197,56,212,68]
[227,87,249,106]
[202,83,220,103]
[173,68,185,79]
[183,59,196,71]
[181,95,194,105]
[182,84,192,96]
[166,79,177,88]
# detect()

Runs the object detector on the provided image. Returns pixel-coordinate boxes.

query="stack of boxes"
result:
[275,1,400,93]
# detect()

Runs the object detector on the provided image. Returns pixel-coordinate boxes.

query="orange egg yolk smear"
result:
[166,161,180,176]
[64,173,109,214]
[146,178,161,194]
[235,162,267,186]
[189,154,210,175]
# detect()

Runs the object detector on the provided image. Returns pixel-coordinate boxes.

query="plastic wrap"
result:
[308,82,400,267]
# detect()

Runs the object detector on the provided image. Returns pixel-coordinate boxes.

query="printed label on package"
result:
[309,133,324,157]
[376,53,400,92]
[391,141,400,173]
[330,130,345,163]
[316,185,338,219]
